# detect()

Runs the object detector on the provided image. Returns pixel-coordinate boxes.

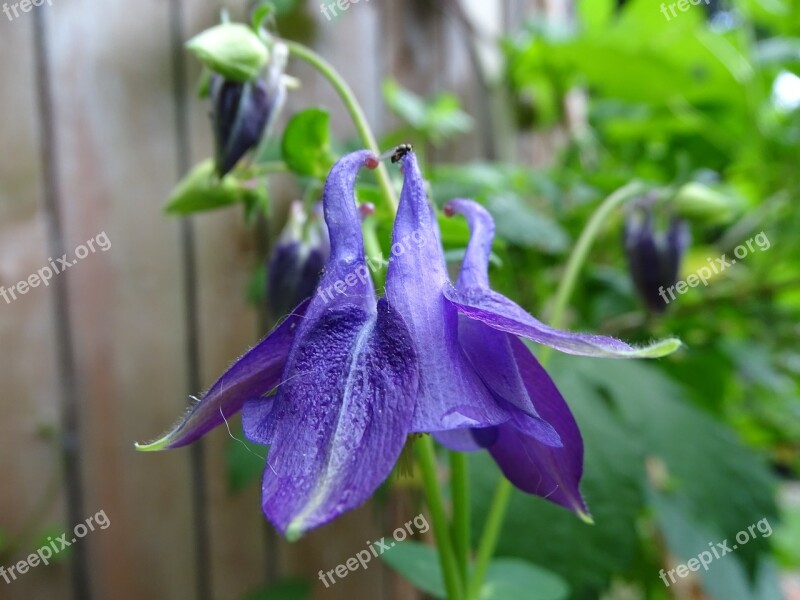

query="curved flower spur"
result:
[386,150,681,517]
[137,150,419,540]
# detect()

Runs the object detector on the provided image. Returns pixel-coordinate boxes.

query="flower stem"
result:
[416,436,464,600]
[450,451,470,585]
[282,39,398,212]
[235,160,289,180]
[466,180,646,599]
[465,477,512,600]
[544,181,646,347]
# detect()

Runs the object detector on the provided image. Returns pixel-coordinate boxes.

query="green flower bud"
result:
[186,23,268,82]
[673,182,739,225]
[164,159,264,215]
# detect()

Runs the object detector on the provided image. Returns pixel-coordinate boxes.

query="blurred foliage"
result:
[382,80,474,146]
[382,541,569,600]
[240,578,311,600]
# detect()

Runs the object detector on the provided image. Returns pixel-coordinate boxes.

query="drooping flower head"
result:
[140,147,682,538]
[139,150,418,541]
[386,150,681,516]
[624,197,690,313]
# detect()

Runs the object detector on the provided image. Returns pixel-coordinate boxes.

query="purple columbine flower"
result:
[138,150,418,540]
[385,151,681,516]
[624,200,690,313]
[138,148,681,537]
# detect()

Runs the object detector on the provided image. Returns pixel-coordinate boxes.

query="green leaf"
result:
[165,160,245,215]
[577,0,615,32]
[774,504,800,568]
[380,541,447,598]
[242,184,270,224]
[480,559,569,600]
[281,109,334,178]
[241,578,311,600]
[252,4,275,33]
[649,488,775,600]
[381,542,569,599]
[226,425,267,494]
[186,23,268,82]
[569,359,780,576]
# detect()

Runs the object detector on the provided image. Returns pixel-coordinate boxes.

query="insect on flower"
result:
[390,143,413,164]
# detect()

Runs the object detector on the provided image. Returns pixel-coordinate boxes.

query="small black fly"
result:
[390,144,413,163]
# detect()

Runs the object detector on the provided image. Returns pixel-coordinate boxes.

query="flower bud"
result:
[210,43,288,177]
[266,198,374,317]
[186,23,268,82]
[624,200,690,313]
[267,202,329,318]
[673,182,738,224]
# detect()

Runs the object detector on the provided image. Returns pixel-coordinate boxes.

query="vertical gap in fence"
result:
[168,2,212,599]
[32,7,91,600]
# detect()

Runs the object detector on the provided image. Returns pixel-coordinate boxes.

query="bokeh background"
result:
[0,0,798,599]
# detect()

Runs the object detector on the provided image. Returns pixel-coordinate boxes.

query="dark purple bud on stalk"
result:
[210,44,287,177]
[624,199,690,313]
[267,200,374,318]
[267,202,328,319]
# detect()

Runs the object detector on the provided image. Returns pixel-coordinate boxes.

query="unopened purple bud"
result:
[624,201,690,313]
[210,44,287,177]
[267,202,324,318]
[211,76,271,177]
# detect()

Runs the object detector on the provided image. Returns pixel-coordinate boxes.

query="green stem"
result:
[540,180,646,363]
[466,180,646,600]
[465,478,512,600]
[450,451,470,586]
[416,436,464,600]
[235,160,289,179]
[282,39,398,212]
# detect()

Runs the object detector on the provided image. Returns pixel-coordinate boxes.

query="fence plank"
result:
[43,1,198,598]
[0,13,72,599]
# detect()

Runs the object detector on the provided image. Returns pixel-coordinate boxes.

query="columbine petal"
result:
[135,300,308,451]
[484,336,589,519]
[458,317,561,447]
[442,198,680,358]
[385,152,508,432]
[261,300,417,539]
[243,150,418,538]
